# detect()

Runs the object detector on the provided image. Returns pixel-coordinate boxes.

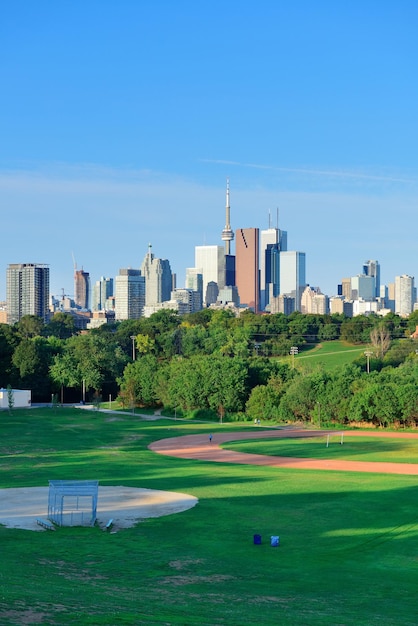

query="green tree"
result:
[12,337,56,399]
[318,323,339,341]
[0,324,19,387]
[15,315,44,339]
[118,354,159,407]
[50,333,128,400]
[45,312,76,339]
[246,384,281,422]
[340,315,374,343]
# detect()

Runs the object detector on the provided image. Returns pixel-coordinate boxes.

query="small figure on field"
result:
[209,434,213,443]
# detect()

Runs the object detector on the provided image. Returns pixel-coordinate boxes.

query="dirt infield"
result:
[0,486,198,532]
[149,428,418,475]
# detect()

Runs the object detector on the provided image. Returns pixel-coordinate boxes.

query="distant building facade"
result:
[195,245,225,306]
[279,251,306,311]
[260,227,287,311]
[395,274,415,316]
[7,263,50,324]
[141,245,172,306]
[92,276,113,311]
[74,269,90,309]
[235,227,259,312]
[114,269,145,320]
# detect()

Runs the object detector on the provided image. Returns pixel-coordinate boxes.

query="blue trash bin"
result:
[253,534,262,545]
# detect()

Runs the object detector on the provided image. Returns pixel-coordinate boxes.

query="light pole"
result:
[130,335,136,361]
[364,350,373,374]
[290,346,298,369]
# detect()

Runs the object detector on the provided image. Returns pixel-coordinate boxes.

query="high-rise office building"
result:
[140,244,172,306]
[74,269,90,309]
[195,245,225,306]
[235,227,259,312]
[260,225,287,311]
[350,275,375,301]
[395,274,415,317]
[114,269,145,320]
[279,251,306,311]
[363,260,380,298]
[7,263,50,324]
[92,277,113,311]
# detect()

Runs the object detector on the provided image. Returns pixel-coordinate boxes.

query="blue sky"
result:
[1,1,418,301]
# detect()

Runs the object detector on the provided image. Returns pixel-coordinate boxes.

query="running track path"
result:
[149,429,418,475]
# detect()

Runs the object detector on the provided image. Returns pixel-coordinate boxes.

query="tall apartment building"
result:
[92,277,113,311]
[74,269,90,309]
[235,227,259,312]
[395,274,415,317]
[114,269,145,320]
[279,251,306,311]
[140,245,172,306]
[195,245,225,306]
[7,263,50,324]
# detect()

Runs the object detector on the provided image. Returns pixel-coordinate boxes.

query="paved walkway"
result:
[149,429,418,475]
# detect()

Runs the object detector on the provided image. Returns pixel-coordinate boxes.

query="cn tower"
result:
[221,178,234,255]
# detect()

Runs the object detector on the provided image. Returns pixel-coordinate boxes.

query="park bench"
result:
[37,518,55,531]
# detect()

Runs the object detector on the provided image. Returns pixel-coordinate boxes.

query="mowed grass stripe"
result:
[224,435,418,463]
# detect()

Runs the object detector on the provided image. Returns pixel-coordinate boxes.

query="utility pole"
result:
[364,350,373,374]
[290,346,298,369]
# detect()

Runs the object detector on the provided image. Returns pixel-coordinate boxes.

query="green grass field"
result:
[225,435,418,463]
[0,408,417,625]
[295,340,368,369]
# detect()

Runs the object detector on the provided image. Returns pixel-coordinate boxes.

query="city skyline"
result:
[1,3,418,299]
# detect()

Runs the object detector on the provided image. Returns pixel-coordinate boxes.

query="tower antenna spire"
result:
[221,177,234,255]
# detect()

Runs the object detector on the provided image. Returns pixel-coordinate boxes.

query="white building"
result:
[279,251,306,311]
[0,388,31,408]
[194,245,225,306]
[114,269,145,320]
[395,274,415,317]
[301,286,328,314]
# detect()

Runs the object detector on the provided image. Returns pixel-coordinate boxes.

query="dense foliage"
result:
[1,309,418,426]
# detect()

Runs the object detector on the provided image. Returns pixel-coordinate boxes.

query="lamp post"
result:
[364,350,373,374]
[130,335,136,361]
[290,346,298,369]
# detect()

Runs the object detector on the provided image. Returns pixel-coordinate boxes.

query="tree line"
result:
[1,308,418,427]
